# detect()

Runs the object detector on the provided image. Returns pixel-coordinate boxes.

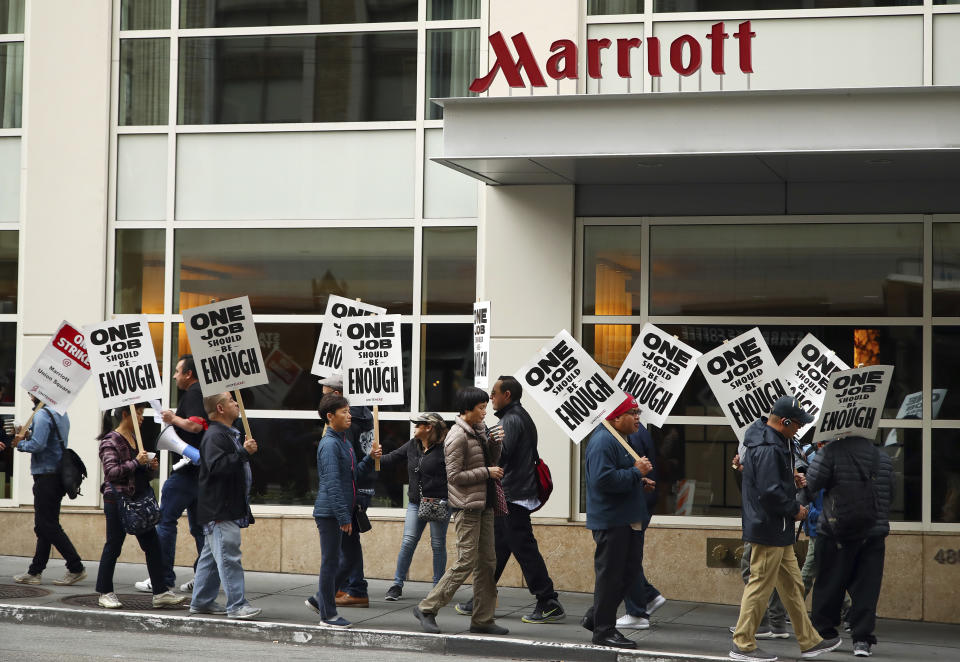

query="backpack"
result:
[821,445,880,542]
[47,411,86,499]
[530,457,553,513]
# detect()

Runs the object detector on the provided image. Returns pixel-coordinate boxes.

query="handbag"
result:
[418,496,450,522]
[353,503,372,533]
[492,478,508,517]
[107,482,161,535]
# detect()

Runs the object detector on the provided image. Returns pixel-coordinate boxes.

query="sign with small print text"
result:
[814,365,893,444]
[342,314,404,406]
[21,321,93,414]
[84,316,163,410]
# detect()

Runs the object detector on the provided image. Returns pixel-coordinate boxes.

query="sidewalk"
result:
[1,554,957,661]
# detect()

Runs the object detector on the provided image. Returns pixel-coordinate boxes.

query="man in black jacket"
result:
[456,376,564,624]
[190,391,260,620]
[805,435,894,658]
[730,396,840,662]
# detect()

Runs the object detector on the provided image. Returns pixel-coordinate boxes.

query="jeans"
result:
[336,494,370,597]
[315,517,344,620]
[493,501,558,603]
[585,526,643,640]
[623,527,660,617]
[393,502,449,587]
[191,521,249,615]
[156,470,204,589]
[28,474,83,576]
[811,535,886,646]
[96,498,165,595]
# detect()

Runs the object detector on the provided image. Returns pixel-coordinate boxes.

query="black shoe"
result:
[304,596,320,615]
[384,585,402,601]
[729,648,778,661]
[413,607,441,634]
[454,598,473,616]
[581,612,595,632]
[522,599,565,624]
[853,641,872,657]
[469,622,509,635]
[593,630,636,649]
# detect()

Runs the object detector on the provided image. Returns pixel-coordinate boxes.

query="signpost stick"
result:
[373,405,381,471]
[235,389,252,439]
[21,401,45,433]
[602,420,641,462]
[129,403,144,454]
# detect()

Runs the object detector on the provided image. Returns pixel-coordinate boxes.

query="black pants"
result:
[28,474,83,576]
[586,525,644,639]
[95,498,166,595]
[493,501,558,603]
[811,534,886,645]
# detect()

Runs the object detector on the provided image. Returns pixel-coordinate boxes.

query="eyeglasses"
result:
[414,422,431,428]
[625,409,641,416]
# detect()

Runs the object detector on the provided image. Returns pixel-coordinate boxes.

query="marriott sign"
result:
[470,21,756,93]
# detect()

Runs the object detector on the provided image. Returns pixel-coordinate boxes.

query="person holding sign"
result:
[190,392,261,620]
[730,396,840,661]
[95,404,185,609]
[580,395,652,649]
[413,387,507,636]
[308,394,382,628]
[11,394,86,587]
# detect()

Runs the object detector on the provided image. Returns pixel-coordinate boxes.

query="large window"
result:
[588,0,922,12]
[180,0,418,28]
[0,229,17,501]
[0,42,22,129]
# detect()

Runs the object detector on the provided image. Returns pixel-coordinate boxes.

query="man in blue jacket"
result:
[730,396,840,662]
[581,395,652,649]
[12,397,85,586]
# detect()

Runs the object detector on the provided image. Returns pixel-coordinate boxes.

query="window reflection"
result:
[427,0,480,20]
[115,229,165,314]
[119,38,170,126]
[933,224,960,316]
[583,225,643,316]
[933,429,960,523]
[180,0,417,28]
[0,414,12,498]
[588,0,643,14]
[0,231,17,313]
[0,0,24,34]
[121,0,170,30]
[422,227,476,314]
[178,32,417,124]
[0,43,23,128]
[933,327,960,420]
[0,323,15,405]
[425,29,479,120]
[421,323,473,411]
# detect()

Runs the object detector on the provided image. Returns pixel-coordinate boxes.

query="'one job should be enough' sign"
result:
[84,316,163,410]
[342,314,404,406]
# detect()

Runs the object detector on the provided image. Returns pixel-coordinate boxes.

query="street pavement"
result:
[1,554,958,661]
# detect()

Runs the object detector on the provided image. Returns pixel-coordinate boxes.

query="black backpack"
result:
[47,411,87,499]
[822,445,880,542]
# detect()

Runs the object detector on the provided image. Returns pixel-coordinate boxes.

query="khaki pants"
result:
[418,507,497,626]
[733,542,822,652]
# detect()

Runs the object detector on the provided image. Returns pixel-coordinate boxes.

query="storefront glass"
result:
[426,29,479,120]
[421,227,476,314]
[933,223,960,317]
[114,229,164,314]
[121,0,170,30]
[582,225,644,316]
[0,43,23,129]
[119,38,170,126]
[0,0,24,34]
[180,0,418,28]
[0,230,16,314]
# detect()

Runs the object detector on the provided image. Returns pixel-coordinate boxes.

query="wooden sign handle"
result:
[235,389,252,439]
[129,403,144,454]
[21,401,45,433]
[602,419,641,462]
[373,405,381,471]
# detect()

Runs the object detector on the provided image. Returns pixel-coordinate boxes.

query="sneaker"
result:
[729,625,777,638]
[469,622,509,635]
[454,598,473,616]
[646,594,667,616]
[98,592,123,609]
[134,578,153,593]
[189,602,227,615]
[13,573,41,585]
[765,624,790,639]
[304,596,321,615]
[413,606,441,634]
[321,616,351,628]
[228,604,262,620]
[594,630,637,649]
[384,584,402,601]
[522,600,565,624]
[153,590,187,608]
[853,642,872,657]
[180,578,195,593]
[729,648,778,661]
[801,637,842,658]
[616,614,650,629]
[52,570,86,586]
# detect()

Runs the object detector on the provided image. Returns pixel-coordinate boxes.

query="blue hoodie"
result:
[740,418,801,547]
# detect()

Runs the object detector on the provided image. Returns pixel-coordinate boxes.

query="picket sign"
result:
[20,401,45,435]
[20,320,93,415]
[473,301,491,389]
[129,404,144,453]
[601,419,641,462]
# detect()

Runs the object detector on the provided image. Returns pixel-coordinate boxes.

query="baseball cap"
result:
[410,412,446,428]
[605,394,639,421]
[771,395,815,425]
[318,374,343,390]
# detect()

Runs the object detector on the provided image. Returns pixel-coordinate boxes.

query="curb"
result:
[0,603,728,662]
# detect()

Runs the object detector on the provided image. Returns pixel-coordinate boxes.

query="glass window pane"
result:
[421,323,473,412]
[117,134,167,221]
[588,0,643,14]
[582,324,923,419]
[933,429,960,523]
[0,412,12,498]
[933,327,960,420]
[178,33,416,125]
[881,427,921,522]
[655,1,920,9]
[0,0,24,33]
[119,38,170,126]
[428,0,480,20]
[247,418,322,506]
[0,323,13,399]
[0,231,17,313]
[426,29,479,120]
[422,227,476,314]
[649,223,922,316]
[115,229,165,314]
[181,0,417,29]
[0,43,23,128]
[175,228,414,315]
[121,0,170,30]
[583,225,643,316]
[933,223,960,316]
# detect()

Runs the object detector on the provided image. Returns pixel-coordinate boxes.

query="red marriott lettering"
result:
[469,21,755,93]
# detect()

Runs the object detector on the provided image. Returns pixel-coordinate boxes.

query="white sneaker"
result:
[228,604,262,620]
[98,592,123,609]
[616,614,650,629]
[134,578,152,593]
[152,590,187,607]
[180,578,194,593]
[646,594,667,616]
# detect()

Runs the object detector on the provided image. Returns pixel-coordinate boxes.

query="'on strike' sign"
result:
[84,316,163,410]
[21,320,92,414]
[342,314,404,406]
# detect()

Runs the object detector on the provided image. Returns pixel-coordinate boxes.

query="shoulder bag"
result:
[106,463,161,536]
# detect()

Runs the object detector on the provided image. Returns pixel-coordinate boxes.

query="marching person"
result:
[455,376,564,624]
[379,412,450,601]
[319,374,375,608]
[136,354,207,595]
[413,386,507,636]
[805,435,894,658]
[729,396,840,662]
[581,395,652,649]
[190,392,260,619]
[11,395,86,587]
[95,404,184,609]
[307,394,381,628]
